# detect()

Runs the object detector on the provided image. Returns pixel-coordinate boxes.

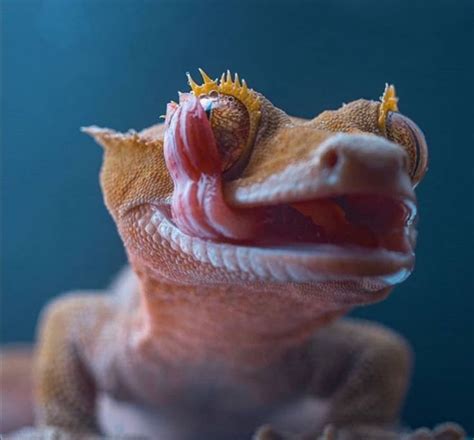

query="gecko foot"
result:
[402,422,466,440]
[3,426,139,440]
[253,422,466,440]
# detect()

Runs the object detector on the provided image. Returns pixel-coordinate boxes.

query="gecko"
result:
[3,70,466,439]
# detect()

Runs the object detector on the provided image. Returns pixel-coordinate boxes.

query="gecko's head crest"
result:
[187,68,261,112]
[378,83,399,135]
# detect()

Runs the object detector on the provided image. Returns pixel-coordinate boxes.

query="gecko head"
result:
[84,70,428,306]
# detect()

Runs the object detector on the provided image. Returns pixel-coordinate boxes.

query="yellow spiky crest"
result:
[187,68,261,112]
[186,68,262,152]
[378,83,399,135]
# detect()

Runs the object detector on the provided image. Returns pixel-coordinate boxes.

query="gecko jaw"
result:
[129,193,416,287]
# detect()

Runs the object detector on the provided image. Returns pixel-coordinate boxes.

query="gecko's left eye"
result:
[385,112,428,186]
[187,69,262,178]
[199,93,250,173]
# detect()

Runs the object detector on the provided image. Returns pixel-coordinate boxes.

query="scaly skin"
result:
[2,71,465,439]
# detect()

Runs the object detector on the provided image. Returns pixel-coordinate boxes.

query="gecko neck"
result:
[131,260,347,369]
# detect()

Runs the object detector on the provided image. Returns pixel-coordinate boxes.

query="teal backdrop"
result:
[2,0,473,433]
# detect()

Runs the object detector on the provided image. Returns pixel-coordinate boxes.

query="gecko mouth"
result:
[157,192,415,252]
[248,194,416,253]
[147,192,416,286]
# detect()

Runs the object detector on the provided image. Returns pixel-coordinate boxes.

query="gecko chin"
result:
[125,191,416,290]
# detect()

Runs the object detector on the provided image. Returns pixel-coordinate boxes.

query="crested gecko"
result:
[3,70,466,439]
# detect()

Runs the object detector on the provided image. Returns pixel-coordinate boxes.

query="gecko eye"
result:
[187,69,262,178]
[199,93,250,173]
[385,112,428,186]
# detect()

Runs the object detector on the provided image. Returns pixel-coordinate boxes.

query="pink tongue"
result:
[163,94,260,241]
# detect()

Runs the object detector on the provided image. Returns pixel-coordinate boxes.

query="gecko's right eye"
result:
[385,112,428,186]
[377,84,428,186]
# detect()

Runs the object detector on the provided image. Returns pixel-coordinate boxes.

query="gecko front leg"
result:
[256,319,465,440]
[34,293,114,435]
[308,319,411,430]
[255,319,409,439]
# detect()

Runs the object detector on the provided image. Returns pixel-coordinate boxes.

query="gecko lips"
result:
[163,94,261,241]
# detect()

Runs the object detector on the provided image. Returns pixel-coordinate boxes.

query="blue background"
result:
[2,0,473,433]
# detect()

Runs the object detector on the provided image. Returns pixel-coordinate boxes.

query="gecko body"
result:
[5,71,465,439]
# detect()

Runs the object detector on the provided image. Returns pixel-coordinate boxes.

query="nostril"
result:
[321,149,339,170]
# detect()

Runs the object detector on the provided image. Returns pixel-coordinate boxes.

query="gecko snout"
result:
[316,134,413,199]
